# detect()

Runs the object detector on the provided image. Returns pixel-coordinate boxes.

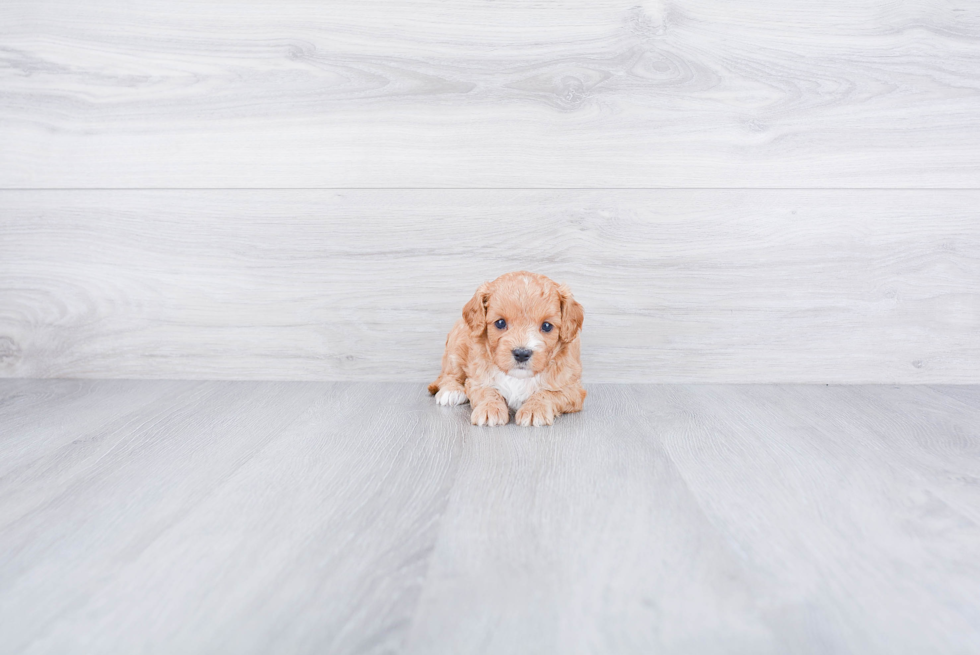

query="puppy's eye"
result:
[541,322,553,333]
[494,319,507,329]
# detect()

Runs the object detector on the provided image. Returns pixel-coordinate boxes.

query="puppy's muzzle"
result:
[511,348,533,364]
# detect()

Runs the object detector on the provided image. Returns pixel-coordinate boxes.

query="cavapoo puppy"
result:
[428,271,586,426]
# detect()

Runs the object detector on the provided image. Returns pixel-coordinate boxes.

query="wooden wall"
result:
[2,1,978,382]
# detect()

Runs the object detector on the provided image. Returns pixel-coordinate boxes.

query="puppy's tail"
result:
[427,380,440,395]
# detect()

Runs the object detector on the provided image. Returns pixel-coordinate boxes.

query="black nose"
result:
[512,348,533,363]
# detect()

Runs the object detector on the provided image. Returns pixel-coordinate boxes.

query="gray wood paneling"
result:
[2,1,979,188]
[2,380,979,653]
[1,189,977,382]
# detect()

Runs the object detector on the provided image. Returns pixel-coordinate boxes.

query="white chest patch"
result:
[492,369,541,410]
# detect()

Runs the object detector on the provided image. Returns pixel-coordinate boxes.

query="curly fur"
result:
[429,271,586,427]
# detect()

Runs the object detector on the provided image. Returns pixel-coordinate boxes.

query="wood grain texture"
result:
[1,189,977,383]
[2,380,979,653]
[2,1,979,188]
[646,383,980,654]
[0,380,463,654]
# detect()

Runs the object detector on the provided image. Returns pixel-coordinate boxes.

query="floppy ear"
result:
[558,284,584,343]
[462,282,492,338]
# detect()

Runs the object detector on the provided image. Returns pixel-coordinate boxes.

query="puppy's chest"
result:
[491,370,541,410]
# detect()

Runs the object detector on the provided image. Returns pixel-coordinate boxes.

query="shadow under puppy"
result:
[429,271,586,426]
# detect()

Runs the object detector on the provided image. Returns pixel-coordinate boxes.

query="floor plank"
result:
[2,1,979,187]
[649,384,980,653]
[404,385,779,654]
[1,381,464,654]
[2,189,978,383]
[1,381,978,653]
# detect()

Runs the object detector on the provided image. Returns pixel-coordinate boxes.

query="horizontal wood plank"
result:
[2,1,979,188]
[1,189,977,382]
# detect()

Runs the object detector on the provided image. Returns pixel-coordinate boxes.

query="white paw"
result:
[435,389,468,406]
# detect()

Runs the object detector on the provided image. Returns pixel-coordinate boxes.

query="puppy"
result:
[428,271,586,427]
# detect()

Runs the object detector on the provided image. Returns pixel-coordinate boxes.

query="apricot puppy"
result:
[428,271,586,427]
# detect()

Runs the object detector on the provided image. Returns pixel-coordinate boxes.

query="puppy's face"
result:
[463,272,583,378]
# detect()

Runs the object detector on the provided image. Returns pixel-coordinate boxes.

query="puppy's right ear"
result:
[558,284,584,343]
[462,282,491,338]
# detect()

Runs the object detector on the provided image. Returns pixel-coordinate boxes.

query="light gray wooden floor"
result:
[1,381,978,654]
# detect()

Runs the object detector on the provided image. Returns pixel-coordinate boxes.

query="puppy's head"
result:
[463,271,583,378]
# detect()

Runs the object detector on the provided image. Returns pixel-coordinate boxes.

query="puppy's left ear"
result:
[558,284,584,342]
[463,282,492,338]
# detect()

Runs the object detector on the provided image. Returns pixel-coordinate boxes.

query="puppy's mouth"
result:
[507,366,535,379]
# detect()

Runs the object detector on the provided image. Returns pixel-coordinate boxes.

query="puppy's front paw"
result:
[435,387,468,406]
[515,399,557,427]
[471,400,509,427]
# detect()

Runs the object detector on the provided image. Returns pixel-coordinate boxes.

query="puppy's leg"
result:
[515,384,586,427]
[466,383,510,427]
[434,383,467,407]
[429,319,469,406]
